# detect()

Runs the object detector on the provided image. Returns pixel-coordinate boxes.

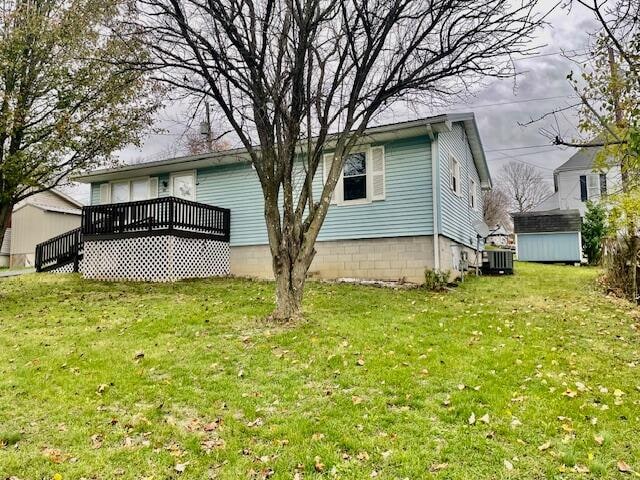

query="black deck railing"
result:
[81,196,231,241]
[35,227,83,272]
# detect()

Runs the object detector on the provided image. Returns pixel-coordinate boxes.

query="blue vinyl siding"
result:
[517,232,581,262]
[87,132,497,249]
[319,136,433,241]
[437,124,484,248]
[194,136,433,246]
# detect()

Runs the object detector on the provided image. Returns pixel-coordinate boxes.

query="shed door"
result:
[171,172,195,201]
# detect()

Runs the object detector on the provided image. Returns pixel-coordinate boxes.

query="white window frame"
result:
[339,148,370,206]
[450,155,461,196]
[587,173,600,200]
[108,176,153,204]
[323,146,385,206]
[169,170,197,201]
[469,178,477,209]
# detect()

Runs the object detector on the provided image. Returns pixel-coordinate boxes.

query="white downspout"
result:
[431,133,441,271]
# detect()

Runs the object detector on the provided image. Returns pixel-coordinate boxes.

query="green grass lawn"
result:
[1,263,639,479]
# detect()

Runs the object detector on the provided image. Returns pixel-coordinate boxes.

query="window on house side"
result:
[450,155,461,195]
[469,178,477,209]
[587,174,600,200]
[343,152,367,201]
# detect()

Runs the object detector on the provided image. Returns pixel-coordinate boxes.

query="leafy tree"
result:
[133,0,548,320]
[0,0,159,247]
[582,200,607,264]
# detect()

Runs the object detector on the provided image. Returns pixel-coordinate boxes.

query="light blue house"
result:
[63,113,490,283]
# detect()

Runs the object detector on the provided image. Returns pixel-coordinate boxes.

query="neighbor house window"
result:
[450,155,461,195]
[343,152,367,201]
[587,174,600,200]
[469,178,477,209]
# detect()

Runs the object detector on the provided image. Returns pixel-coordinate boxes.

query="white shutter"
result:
[99,183,110,204]
[149,177,159,198]
[370,146,385,201]
[323,153,339,205]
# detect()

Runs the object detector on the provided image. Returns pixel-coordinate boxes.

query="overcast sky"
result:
[69,1,600,203]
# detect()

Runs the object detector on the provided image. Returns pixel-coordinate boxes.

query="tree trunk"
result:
[0,202,12,253]
[272,251,311,321]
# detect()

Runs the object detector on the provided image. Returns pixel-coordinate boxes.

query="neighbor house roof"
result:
[12,188,83,215]
[13,203,82,216]
[73,113,492,189]
[555,147,600,172]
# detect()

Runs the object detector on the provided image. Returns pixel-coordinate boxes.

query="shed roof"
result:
[512,209,582,234]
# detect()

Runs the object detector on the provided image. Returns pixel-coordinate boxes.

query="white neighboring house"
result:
[536,147,621,216]
[1,189,83,268]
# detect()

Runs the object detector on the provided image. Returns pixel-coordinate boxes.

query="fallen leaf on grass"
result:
[618,460,633,473]
[175,462,188,474]
[479,413,490,424]
[201,438,225,453]
[429,463,448,472]
[90,434,103,449]
[357,451,370,461]
[203,419,222,431]
[504,459,514,471]
[574,464,590,474]
[594,434,604,446]
[356,358,365,366]
[468,413,476,425]
[43,448,71,464]
[314,456,325,472]
[538,441,551,451]
[247,418,264,428]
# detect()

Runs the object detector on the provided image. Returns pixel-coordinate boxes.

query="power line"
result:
[452,95,574,110]
[485,143,563,153]
[512,49,589,61]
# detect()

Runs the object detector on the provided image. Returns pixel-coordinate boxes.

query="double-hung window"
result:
[469,178,477,209]
[587,174,600,200]
[450,155,461,196]
[323,146,385,205]
[343,152,367,201]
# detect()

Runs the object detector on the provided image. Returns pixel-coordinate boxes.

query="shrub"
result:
[582,201,607,265]
[424,269,450,291]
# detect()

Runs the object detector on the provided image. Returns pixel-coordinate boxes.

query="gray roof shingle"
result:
[555,147,601,172]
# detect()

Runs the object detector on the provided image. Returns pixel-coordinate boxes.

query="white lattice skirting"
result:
[82,235,230,282]
[51,259,84,273]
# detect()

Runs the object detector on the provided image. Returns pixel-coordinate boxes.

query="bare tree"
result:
[131,0,549,320]
[483,188,512,228]
[499,162,552,213]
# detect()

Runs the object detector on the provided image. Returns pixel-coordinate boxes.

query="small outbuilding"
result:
[512,209,582,263]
